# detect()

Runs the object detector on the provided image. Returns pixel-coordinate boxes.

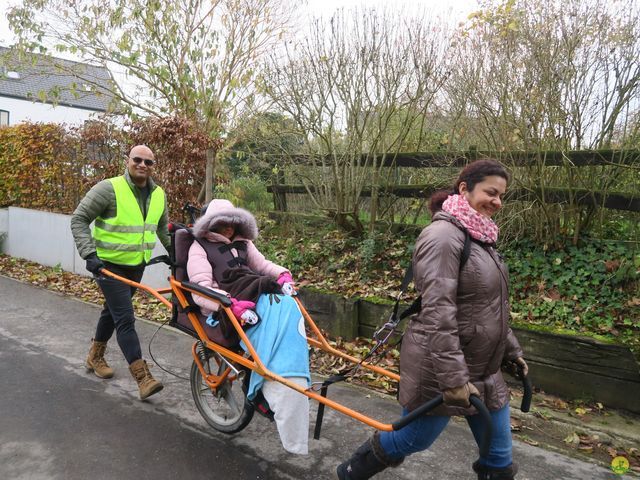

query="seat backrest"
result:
[171,227,239,347]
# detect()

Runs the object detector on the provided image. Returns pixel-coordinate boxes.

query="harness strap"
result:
[227,257,248,267]
[217,241,247,254]
[178,303,201,314]
[393,229,472,326]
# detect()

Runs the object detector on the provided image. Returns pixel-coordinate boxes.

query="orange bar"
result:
[190,342,238,389]
[295,298,400,382]
[100,268,172,308]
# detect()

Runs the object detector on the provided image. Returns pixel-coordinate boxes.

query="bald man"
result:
[71,145,170,400]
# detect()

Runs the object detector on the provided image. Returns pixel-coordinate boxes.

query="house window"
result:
[0,110,9,126]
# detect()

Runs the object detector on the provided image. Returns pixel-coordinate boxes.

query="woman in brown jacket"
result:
[337,160,528,480]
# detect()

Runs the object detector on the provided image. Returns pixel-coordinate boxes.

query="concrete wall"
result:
[0,208,7,245]
[0,207,169,288]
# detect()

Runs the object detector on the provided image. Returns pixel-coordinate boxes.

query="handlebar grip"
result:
[392,394,493,460]
[391,394,443,430]
[520,374,533,413]
[469,395,493,459]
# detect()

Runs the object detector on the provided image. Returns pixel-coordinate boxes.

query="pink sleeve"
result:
[186,241,229,315]
[245,241,288,279]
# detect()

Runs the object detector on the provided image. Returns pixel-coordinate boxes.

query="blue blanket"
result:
[241,294,310,400]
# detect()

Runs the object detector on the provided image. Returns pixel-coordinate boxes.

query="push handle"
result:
[391,394,443,430]
[391,394,493,459]
[503,361,533,413]
[519,365,533,413]
[470,395,493,459]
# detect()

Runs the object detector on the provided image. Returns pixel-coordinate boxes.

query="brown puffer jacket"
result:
[398,211,523,416]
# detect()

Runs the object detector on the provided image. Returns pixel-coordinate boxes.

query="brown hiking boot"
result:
[85,339,114,379]
[129,359,163,400]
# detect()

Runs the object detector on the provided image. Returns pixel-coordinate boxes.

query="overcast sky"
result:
[0,0,479,48]
[306,0,477,18]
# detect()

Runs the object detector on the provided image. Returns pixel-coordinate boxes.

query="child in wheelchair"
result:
[186,199,311,455]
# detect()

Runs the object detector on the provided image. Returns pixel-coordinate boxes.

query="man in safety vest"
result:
[71,145,171,400]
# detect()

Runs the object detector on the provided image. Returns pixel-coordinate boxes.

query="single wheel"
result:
[190,349,254,434]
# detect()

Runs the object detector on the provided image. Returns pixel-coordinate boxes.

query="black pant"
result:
[94,263,145,365]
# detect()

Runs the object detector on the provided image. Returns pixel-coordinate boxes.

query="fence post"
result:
[468,145,478,162]
[272,167,287,212]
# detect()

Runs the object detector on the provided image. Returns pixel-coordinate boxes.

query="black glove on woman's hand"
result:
[85,253,105,275]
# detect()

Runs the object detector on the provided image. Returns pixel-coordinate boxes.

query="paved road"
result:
[0,276,629,480]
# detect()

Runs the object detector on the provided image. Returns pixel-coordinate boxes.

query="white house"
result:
[0,46,118,126]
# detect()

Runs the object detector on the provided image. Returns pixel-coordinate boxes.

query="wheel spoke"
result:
[221,388,242,415]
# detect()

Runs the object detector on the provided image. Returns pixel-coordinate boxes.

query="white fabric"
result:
[261,376,310,455]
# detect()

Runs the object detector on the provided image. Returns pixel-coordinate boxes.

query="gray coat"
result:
[70,170,170,261]
[398,211,523,416]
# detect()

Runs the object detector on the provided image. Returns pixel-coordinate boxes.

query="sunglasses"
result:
[131,156,155,166]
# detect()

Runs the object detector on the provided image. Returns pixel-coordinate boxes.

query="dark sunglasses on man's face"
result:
[131,156,155,167]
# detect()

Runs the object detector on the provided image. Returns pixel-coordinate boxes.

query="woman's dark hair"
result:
[428,159,510,215]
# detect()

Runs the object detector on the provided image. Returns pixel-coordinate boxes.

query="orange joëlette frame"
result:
[99,268,401,431]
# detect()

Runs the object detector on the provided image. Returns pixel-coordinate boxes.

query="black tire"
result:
[190,350,254,434]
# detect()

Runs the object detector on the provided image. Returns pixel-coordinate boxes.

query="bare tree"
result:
[445,0,640,242]
[261,8,450,233]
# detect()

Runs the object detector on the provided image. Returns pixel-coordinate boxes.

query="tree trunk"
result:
[205,147,216,203]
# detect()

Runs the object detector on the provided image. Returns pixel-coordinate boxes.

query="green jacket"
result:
[71,170,171,263]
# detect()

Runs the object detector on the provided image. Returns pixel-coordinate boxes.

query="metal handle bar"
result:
[392,394,492,458]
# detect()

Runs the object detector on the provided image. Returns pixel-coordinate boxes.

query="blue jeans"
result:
[379,403,513,469]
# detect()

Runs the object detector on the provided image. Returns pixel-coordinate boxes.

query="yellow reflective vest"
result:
[93,176,165,266]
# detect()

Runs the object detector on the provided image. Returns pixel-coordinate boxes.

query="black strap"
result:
[227,257,247,268]
[217,241,247,254]
[313,384,329,440]
[178,303,201,314]
[313,373,348,440]
[395,229,471,322]
[461,229,472,270]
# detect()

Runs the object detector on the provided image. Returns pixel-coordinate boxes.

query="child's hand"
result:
[281,282,296,296]
[240,310,259,325]
[230,298,256,320]
[277,272,296,295]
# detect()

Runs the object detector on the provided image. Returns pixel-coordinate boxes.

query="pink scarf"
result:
[442,194,499,244]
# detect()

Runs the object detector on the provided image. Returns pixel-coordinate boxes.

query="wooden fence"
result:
[268,149,640,213]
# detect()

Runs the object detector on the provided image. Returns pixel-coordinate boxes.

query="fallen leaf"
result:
[564,433,580,446]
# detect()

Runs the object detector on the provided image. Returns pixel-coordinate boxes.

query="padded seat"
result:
[170,228,239,348]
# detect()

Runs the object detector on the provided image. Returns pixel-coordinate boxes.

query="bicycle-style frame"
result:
[101,268,402,431]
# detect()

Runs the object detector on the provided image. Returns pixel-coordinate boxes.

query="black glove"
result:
[85,253,105,275]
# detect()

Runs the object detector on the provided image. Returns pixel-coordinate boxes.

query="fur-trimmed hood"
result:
[192,199,258,240]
